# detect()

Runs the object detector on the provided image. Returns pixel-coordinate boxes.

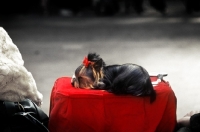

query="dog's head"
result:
[71,53,105,89]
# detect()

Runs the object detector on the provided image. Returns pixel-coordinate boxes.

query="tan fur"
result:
[91,66,104,87]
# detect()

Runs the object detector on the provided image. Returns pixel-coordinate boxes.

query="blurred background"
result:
[1,0,200,119]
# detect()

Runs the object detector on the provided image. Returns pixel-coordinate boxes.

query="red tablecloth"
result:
[49,77,177,132]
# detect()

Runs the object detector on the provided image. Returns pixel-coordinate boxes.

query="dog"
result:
[71,53,156,103]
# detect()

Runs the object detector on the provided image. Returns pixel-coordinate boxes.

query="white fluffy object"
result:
[0,27,43,106]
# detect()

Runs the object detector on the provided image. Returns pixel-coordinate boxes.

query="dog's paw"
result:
[97,82,106,89]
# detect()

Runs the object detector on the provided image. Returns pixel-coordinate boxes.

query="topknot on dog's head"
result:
[87,53,106,67]
[88,53,102,62]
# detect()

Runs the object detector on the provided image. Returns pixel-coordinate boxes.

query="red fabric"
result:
[49,77,177,132]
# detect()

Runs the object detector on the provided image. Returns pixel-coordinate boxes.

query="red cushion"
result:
[49,77,177,132]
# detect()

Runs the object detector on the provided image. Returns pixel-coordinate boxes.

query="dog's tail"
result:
[145,77,156,103]
[150,89,156,103]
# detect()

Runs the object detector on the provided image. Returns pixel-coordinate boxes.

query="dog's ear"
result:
[92,59,103,72]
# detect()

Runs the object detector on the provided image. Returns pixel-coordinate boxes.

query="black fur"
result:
[98,63,156,103]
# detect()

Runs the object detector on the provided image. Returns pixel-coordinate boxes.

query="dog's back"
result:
[104,64,156,103]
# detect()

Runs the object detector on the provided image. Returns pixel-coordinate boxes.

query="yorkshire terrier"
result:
[71,53,156,103]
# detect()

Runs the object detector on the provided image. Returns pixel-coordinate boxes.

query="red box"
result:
[49,77,177,132]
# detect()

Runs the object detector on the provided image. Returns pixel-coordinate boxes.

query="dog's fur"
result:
[72,53,156,103]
